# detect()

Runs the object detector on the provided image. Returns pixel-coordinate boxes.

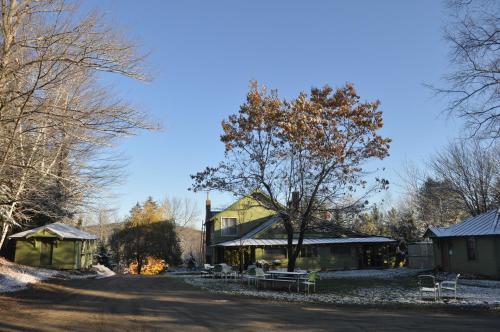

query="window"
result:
[300,246,318,258]
[331,246,351,256]
[221,217,237,236]
[264,247,287,258]
[466,237,476,260]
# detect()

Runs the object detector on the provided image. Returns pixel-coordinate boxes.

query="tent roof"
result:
[425,209,500,238]
[9,222,97,240]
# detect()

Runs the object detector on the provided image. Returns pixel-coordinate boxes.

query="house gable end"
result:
[211,194,277,244]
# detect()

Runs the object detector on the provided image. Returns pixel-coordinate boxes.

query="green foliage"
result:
[348,206,419,242]
[110,198,182,274]
[416,178,465,228]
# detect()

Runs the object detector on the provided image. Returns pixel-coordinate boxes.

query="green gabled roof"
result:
[239,215,280,239]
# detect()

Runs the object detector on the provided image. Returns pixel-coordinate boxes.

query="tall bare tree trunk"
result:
[0,223,10,251]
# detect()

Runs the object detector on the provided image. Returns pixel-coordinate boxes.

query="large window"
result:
[263,247,287,258]
[221,217,237,236]
[300,246,319,258]
[466,237,476,260]
[330,246,351,256]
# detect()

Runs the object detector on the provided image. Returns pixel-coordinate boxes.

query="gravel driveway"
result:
[0,275,499,331]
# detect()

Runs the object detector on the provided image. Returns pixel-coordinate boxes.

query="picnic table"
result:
[266,270,308,292]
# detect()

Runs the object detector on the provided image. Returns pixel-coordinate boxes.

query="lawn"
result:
[178,268,500,308]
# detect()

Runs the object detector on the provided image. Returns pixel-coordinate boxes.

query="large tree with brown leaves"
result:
[191,82,391,271]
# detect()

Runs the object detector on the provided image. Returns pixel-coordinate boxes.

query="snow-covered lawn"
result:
[0,258,115,293]
[180,268,500,308]
[318,267,424,279]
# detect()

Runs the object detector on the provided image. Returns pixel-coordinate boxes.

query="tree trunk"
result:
[0,223,10,251]
[283,216,296,272]
[287,246,297,272]
[136,254,142,275]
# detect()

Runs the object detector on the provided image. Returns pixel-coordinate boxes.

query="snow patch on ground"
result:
[0,258,115,293]
[180,272,500,308]
[0,258,59,293]
[92,264,115,279]
[318,268,425,279]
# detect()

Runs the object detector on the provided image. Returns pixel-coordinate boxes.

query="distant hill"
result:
[84,222,202,262]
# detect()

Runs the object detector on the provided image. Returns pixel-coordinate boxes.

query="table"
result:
[266,270,308,292]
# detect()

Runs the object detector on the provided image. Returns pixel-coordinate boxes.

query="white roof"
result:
[215,236,395,247]
[9,222,97,240]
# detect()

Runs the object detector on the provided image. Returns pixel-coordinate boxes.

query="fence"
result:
[407,242,434,269]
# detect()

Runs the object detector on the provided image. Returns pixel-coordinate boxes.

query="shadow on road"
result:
[1,275,499,331]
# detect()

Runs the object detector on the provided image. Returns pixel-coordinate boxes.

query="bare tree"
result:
[192,82,390,271]
[161,196,201,263]
[161,196,199,228]
[431,139,499,216]
[0,0,155,251]
[434,0,499,140]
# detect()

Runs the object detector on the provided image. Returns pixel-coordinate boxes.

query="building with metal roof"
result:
[9,222,97,270]
[204,194,397,271]
[425,209,500,278]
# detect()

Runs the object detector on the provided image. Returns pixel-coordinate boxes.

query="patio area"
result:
[181,267,500,308]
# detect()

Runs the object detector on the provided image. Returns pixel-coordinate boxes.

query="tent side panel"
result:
[80,240,95,269]
[14,240,40,267]
[52,240,76,269]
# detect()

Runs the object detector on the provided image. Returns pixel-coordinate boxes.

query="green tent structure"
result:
[9,222,97,270]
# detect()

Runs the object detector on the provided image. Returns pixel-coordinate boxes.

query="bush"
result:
[129,256,167,275]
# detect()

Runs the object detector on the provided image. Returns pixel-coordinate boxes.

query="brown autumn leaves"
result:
[221,81,390,163]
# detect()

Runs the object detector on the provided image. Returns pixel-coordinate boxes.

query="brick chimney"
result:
[204,193,213,263]
[324,211,333,221]
[205,196,211,222]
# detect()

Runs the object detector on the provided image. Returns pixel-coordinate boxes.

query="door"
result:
[441,240,449,271]
[40,239,54,267]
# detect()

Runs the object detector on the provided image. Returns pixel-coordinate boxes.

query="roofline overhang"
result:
[211,237,397,247]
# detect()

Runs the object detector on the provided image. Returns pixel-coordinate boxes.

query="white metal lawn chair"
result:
[254,268,267,289]
[418,275,440,300]
[200,264,213,278]
[440,274,460,300]
[213,264,225,278]
[302,271,318,295]
[243,267,257,285]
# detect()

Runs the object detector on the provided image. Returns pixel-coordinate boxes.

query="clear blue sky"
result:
[85,0,461,225]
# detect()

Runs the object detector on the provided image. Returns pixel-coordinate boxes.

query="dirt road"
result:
[0,275,499,331]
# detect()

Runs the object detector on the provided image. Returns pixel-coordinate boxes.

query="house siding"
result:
[495,237,500,277]
[212,196,275,244]
[14,238,95,270]
[238,245,365,271]
[433,236,499,278]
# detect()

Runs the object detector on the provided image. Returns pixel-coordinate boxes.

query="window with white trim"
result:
[221,217,237,236]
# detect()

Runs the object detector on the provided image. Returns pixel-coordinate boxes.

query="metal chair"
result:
[302,271,318,295]
[213,264,224,278]
[254,268,267,289]
[243,267,257,285]
[200,264,213,278]
[440,273,461,300]
[418,275,440,300]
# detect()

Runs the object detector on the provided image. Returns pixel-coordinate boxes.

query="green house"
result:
[425,209,500,278]
[9,222,97,270]
[204,194,396,270]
